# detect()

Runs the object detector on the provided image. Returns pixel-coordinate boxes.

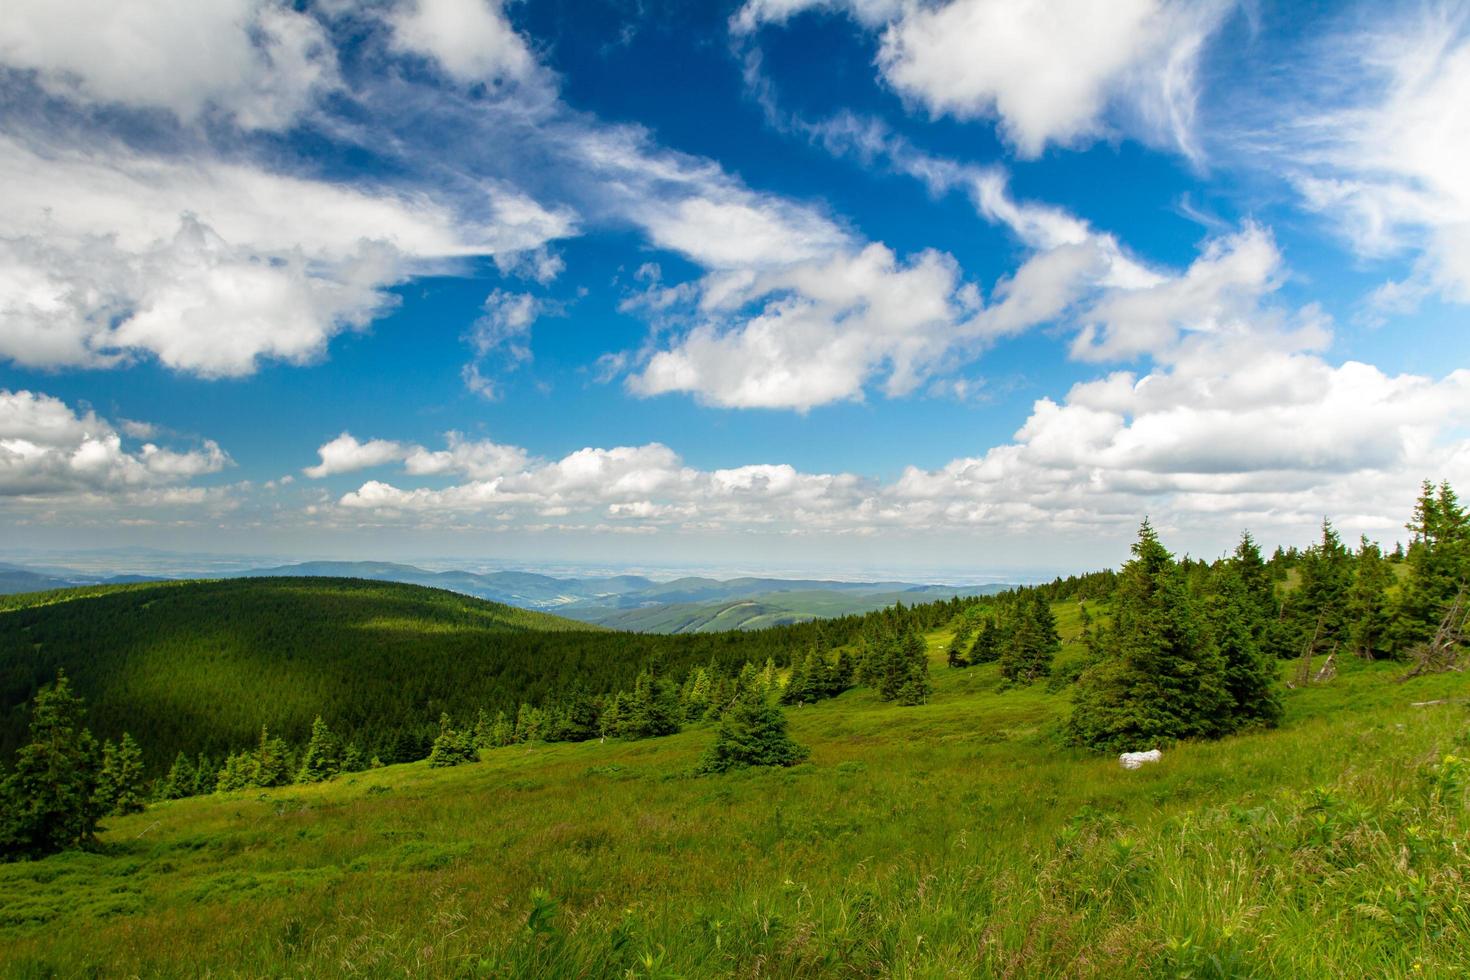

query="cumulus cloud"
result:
[630,244,974,409]
[323,341,1470,544]
[0,0,337,129]
[734,0,1234,159]
[303,434,411,479]
[0,389,230,498]
[387,0,538,86]
[0,134,573,376]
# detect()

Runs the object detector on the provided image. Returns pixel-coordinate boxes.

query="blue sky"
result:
[1,0,1468,576]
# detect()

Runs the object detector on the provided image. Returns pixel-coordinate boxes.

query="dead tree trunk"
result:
[1399,588,1467,681]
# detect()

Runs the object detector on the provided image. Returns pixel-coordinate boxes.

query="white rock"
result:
[1119,749,1162,770]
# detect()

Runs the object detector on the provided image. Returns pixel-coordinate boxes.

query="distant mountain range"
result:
[0,558,1010,633]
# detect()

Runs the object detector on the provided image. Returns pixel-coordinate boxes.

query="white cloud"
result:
[734,0,1233,159]
[630,244,973,409]
[1288,8,1470,306]
[0,389,230,497]
[324,342,1470,545]
[404,433,528,479]
[387,0,537,86]
[493,246,565,284]
[0,134,574,376]
[303,434,409,479]
[0,0,336,129]
[459,289,560,399]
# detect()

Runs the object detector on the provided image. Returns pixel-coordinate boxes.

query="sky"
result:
[1,0,1469,577]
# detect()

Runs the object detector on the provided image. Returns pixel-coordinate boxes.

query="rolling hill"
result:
[0,578,955,772]
[2,616,1467,977]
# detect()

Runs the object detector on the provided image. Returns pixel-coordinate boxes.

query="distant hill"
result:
[584,586,1009,633]
[240,560,1007,629]
[0,577,947,771]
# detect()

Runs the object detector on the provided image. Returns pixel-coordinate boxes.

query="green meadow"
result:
[3,615,1467,978]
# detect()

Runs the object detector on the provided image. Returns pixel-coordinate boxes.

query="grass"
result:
[2,620,1468,977]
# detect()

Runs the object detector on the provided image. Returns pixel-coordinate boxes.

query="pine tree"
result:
[473,708,494,749]
[298,716,342,783]
[780,654,809,705]
[1347,537,1395,659]
[162,751,196,800]
[1067,521,1230,751]
[1233,531,1277,627]
[968,615,1000,664]
[682,667,712,720]
[998,593,1058,684]
[1206,564,1282,729]
[0,671,103,858]
[696,689,809,773]
[94,738,122,816]
[341,743,366,773]
[831,649,856,693]
[428,713,477,768]
[193,753,217,795]
[1394,480,1470,652]
[489,710,514,747]
[216,752,251,792]
[109,733,146,815]
[895,628,933,705]
[946,618,975,668]
[251,726,291,788]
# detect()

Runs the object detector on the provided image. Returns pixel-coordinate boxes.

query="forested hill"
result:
[0,577,973,772]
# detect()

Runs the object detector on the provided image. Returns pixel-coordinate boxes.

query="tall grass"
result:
[2,627,1467,977]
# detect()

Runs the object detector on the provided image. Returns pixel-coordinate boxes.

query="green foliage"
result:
[216,727,291,792]
[160,752,195,801]
[1,578,985,774]
[94,733,146,816]
[1348,537,1396,660]
[1394,481,1470,650]
[0,672,103,859]
[1068,521,1232,751]
[859,617,931,705]
[4,634,1469,977]
[998,591,1061,684]
[967,615,1000,664]
[427,714,478,769]
[296,717,342,783]
[696,689,809,773]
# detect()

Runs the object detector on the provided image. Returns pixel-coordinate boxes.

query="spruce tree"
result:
[489,710,514,747]
[0,671,103,858]
[895,628,933,705]
[94,739,122,816]
[696,689,809,773]
[999,593,1059,683]
[780,655,809,705]
[428,713,477,767]
[473,708,494,749]
[1347,537,1395,659]
[946,619,975,668]
[968,615,1000,664]
[1206,565,1283,729]
[162,751,196,800]
[1067,521,1230,751]
[298,716,342,783]
[193,753,217,795]
[1394,481,1469,651]
[251,726,292,788]
[341,743,366,773]
[109,733,146,815]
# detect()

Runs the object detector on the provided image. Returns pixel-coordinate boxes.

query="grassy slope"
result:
[0,578,602,767]
[3,609,1469,977]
